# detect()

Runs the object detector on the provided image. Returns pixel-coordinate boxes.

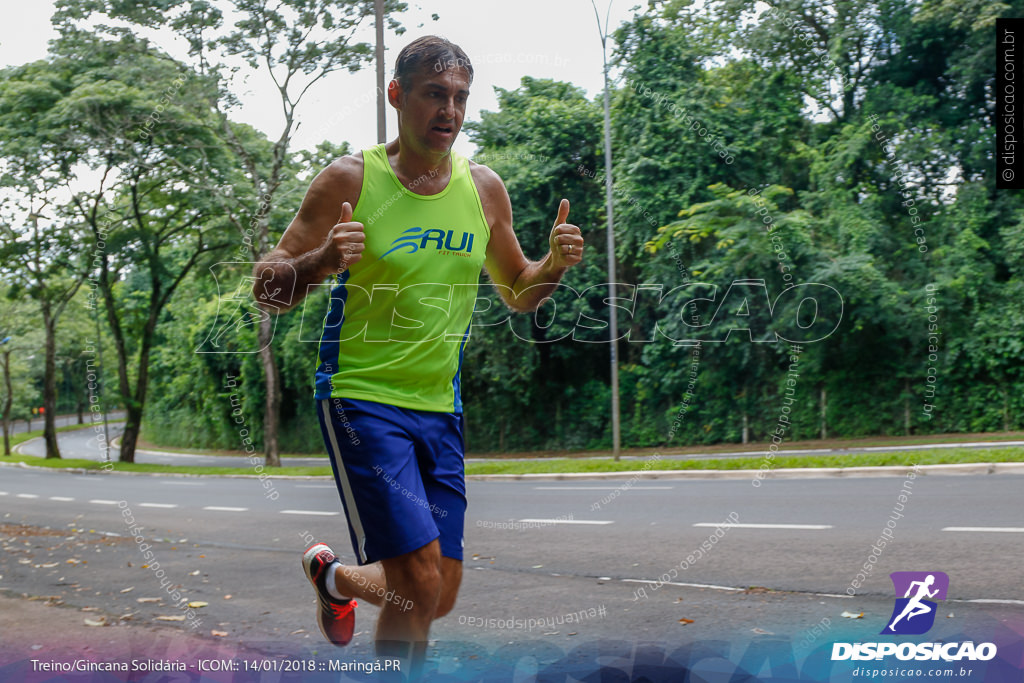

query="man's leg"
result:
[332,562,388,605]
[378,539,442,644]
[435,557,463,617]
[333,543,463,623]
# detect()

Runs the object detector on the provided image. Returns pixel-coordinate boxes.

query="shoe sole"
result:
[302,542,332,587]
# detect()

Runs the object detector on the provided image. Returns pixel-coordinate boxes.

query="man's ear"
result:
[387,79,403,109]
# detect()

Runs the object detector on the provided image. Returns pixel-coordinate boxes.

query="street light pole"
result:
[375,0,386,144]
[590,0,622,459]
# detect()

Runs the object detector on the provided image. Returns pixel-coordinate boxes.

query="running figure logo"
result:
[881,571,949,635]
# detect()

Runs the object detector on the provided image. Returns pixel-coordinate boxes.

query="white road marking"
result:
[280,510,340,516]
[0,492,7,496]
[139,503,178,509]
[517,518,614,525]
[622,578,744,592]
[942,526,1024,533]
[89,499,120,505]
[622,578,853,598]
[694,523,833,530]
[956,598,1024,605]
[533,486,674,490]
[203,506,249,512]
[49,496,74,502]
[16,493,38,499]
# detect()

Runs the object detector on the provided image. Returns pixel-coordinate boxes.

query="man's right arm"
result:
[252,155,364,313]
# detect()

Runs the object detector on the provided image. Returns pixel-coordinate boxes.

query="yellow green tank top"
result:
[314,144,491,413]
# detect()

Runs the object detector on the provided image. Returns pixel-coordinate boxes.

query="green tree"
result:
[54,0,411,466]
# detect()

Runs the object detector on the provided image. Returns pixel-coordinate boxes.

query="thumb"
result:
[337,201,353,225]
[553,198,570,227]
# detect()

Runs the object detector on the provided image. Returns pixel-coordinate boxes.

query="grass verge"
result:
[2,446,1022,477]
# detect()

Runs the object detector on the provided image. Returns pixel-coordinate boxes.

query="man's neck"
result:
[385,137,451,189]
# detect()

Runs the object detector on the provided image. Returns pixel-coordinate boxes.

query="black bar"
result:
[997,18,1024,189]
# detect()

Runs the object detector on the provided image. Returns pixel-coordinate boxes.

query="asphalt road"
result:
[2,465,1022,635]
[3,427,1023,680]
[5,411,125,436]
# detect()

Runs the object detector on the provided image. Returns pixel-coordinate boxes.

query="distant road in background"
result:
[5,411,125,436]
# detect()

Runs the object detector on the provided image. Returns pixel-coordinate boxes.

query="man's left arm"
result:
[474,165,584,312]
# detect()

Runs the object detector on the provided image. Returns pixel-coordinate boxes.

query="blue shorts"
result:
[316,397,467,565]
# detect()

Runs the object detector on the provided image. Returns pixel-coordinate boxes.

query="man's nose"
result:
[440,96,455,118]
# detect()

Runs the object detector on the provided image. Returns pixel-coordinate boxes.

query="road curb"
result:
[0,461,329,480]
[466,462,1020,482]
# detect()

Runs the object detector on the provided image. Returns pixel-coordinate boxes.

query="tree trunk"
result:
[119,334,154,464]
[259,314,282,467]
[42,310,61,459]
[742,412,749,444]
[903,379,910,436]
[2,351,11,456]
[555,398,562,447]
[819,387,828,441]
[1003,386,1010,432]
[119,404,144,464]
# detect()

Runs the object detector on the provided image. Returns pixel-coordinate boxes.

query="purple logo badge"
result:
[881,571,949,635]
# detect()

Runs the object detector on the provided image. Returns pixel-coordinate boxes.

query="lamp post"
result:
[589,0,622,459]
[375,0,386,144]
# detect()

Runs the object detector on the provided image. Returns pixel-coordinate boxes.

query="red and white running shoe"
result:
[302,542,357,646]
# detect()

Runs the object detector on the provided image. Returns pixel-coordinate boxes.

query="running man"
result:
[888,574,939,631]
[252,36,584,668]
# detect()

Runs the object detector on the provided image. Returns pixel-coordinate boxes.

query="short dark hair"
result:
[393,36,473,91]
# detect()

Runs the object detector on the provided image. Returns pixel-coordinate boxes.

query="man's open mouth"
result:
[432,125,453,133]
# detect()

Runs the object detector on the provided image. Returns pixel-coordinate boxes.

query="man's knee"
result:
[434,558,462,618]
[384,545,442,603]
[434,593,457,618]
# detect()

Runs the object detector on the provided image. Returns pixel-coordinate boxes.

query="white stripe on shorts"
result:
[320,398,369,563]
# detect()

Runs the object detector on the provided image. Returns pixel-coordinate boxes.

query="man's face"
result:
[392,65,470,154]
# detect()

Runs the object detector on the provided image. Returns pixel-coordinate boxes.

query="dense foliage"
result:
[2,0,1021,458]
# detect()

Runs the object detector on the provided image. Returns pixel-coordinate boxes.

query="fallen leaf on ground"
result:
[187,601,208,608]
[840,611,864,619]
[223,595,232,600]
[120,587,134,593]
[84,617,107,627]
[136,597,161,603]
[211,630,228,637]
[155,615,186,622]
[189,570,200,576]
[679,618,695,625]
[752,628,774,635]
